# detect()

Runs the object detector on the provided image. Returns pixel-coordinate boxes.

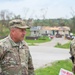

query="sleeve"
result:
[71,42,75,57]
[28,50,35,75]
[0,45,4,73]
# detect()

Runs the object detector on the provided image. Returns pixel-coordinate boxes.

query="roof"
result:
[41,26,70,31]
[30,26,41,31]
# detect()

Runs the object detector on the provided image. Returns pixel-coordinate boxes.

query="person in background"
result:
[70,38,75,74]
[0,19,35,75]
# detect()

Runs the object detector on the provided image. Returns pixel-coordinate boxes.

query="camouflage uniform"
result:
[0,35,34,75]
[70,39,75,62]
[70,38,75,74]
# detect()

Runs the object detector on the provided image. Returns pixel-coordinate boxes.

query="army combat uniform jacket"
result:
[70,38,75,63]
[0,35,34,75]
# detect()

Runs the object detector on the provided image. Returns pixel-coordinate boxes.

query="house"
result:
[40,26,52,36]
[30,26,70,37]
[30,26,42,37]
[58,26,70,35]
[41,26,70,36]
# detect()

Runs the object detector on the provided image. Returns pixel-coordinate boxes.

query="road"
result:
[38,36,70,47]
[29,37,71,69]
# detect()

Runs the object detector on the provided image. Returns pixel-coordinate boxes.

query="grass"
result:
[25,36,51,45]
[55,41,71,49]
[35,59,73,75]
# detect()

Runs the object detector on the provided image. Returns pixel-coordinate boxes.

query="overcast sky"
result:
[0,0,75,19]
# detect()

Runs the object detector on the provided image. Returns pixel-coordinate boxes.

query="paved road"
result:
[38,37,70,47]
[29,46,70,69]
[29,37,71,69]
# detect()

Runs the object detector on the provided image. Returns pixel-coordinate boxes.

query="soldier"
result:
[0,19,35,75]
[70,38,75,74]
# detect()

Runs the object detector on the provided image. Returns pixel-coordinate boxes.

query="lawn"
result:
[55,41,71,49]
[35,59,73,75]
[25,36,51,45]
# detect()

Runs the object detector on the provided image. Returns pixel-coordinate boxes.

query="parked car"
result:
[56,34,62,38]
[65,35,75,40]
[50,35,54,39]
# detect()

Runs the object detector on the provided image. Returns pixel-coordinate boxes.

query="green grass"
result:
[25,38,50,43]
[25,36,51,45]
[35,59,73,75]
[55,41,71,49]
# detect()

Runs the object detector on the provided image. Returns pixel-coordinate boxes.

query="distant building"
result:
[30,26,42,37]
[30,26,70,37]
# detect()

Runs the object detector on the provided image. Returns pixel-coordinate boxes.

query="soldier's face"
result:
[12,28,26,42]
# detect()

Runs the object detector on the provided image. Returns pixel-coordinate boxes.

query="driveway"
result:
[29,37,71,69]
[38,36,70,47]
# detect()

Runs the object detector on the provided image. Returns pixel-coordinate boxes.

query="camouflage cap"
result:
[9,19,29,29]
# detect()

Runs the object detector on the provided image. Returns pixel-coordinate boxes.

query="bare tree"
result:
[0,10,15,32]
[23,8,29,19]
[40,8,48,20]
[0,10,6,32]
[23,8,35,27]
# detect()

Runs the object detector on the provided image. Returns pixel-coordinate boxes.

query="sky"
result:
[0,0,75,19]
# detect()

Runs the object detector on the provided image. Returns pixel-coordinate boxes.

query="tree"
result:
[0,10,6,32]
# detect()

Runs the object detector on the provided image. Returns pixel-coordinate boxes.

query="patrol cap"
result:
[9,19,29,29]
